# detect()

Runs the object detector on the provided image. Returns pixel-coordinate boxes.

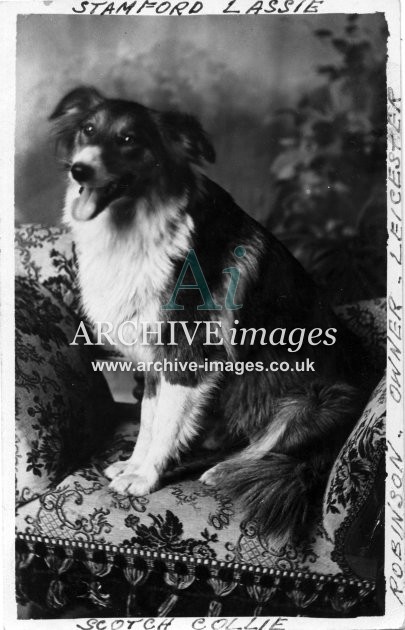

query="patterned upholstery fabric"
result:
[15,225,386,617]
[15,224,80,313]
[335,299,386,365]
[15,277,114,505]
[15,225,116,505]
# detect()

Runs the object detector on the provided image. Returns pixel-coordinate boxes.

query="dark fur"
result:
[50,87,378,542]
[211,381,365,539]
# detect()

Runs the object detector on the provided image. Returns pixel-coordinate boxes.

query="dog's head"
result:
[50,86,215,221]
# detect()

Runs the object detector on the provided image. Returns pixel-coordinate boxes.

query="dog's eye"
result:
[116,133,136,146]
[82,123,96,137]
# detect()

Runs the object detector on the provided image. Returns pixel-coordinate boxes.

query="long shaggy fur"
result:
[49,86,378,543]
[206,382,365,541]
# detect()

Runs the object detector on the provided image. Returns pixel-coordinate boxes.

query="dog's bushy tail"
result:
[216,381,364,542]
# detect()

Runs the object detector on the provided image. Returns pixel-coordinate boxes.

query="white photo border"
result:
[1,0,403,628]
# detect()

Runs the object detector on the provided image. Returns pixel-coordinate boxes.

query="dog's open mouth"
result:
[72,178,133,222]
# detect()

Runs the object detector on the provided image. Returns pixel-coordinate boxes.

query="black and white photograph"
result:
[1,0,404,628]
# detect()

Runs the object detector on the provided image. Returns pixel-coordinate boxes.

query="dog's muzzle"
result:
[71,162,94,184]
[70,166,133,222]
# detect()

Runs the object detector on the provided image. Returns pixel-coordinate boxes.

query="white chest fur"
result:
[65,185,193,359]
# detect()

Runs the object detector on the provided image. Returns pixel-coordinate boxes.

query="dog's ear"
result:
[49,86,104,121]
[159,111,216,165]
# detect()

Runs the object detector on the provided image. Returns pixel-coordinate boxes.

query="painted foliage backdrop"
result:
[16,13,387,303]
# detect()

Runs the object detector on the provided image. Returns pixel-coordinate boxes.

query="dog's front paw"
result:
[199,464,221,487]
[104,460,129,480]
[108,469,158,496]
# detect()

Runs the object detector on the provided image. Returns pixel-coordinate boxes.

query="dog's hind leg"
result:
[200,381,364,542]
[108,373,219,496]
[104,372,160,481]
[199,415,285,485]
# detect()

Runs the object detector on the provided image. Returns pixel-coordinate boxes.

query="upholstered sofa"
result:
[15,224,386,618]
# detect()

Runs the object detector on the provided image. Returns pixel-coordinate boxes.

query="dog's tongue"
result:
[72,188,101,221]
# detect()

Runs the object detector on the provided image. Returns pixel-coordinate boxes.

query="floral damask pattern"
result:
[323,376,386,531]
[24,482,114,543]
[224,518,328,572]
[15,276,114,505]
[122,510,219,558]
[15,225,386,616]
[170,484,235,530]
[17,406,341,572]
[335,299,386,364]
[15,224,81,314]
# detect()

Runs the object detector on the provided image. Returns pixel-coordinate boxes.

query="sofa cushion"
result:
[335,298,386,363]
[15,276,114,506]
[15,286,386,564]
[16,363,385,578]
[14,223,386,616]
[323,375,385,569]
[16,396,380,616]
[15,224,80,315]
[318,299,386,579]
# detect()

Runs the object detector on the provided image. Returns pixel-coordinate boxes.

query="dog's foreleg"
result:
[105,373,159,481]
[109,374,217,496]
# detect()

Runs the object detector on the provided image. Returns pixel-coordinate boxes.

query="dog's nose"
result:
[71,162,94,184]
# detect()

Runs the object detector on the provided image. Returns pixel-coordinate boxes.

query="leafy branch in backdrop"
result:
[268,15,387,305]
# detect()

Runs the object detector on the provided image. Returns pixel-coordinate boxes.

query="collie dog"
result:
[50,86,374,541]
